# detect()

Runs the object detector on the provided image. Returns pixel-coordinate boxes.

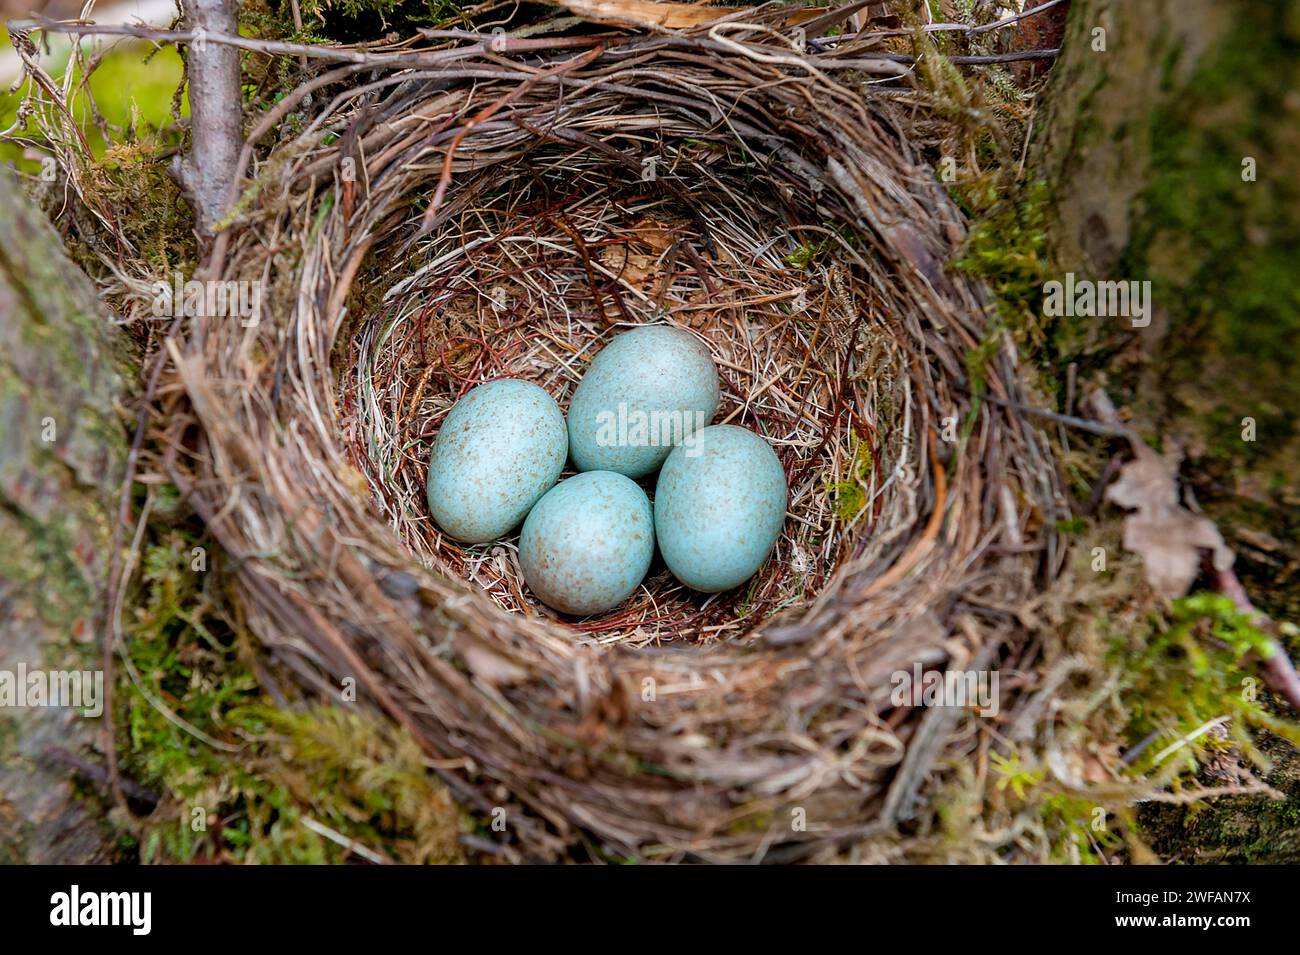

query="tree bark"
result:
[1035,0,1300,489]
[0,171,131,863]
[173,0,243,235]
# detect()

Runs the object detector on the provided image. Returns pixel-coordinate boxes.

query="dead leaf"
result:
[599,245,656,285]
[628,217,676,253]
[1105,445,1233,598]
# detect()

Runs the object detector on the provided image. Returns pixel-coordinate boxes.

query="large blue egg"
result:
[519,471,654,615]
[426,379,567,543]
[567,325,720,479]
[654,425,787,592]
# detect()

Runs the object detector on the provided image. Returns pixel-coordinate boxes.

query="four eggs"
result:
[425,325,788,615]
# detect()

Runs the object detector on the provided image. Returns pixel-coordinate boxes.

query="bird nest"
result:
[166,22,1064,861]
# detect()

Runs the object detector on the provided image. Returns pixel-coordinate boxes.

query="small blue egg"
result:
[520,471,654,615]
[567,325,720,479]
[426,379,567,543]
[654,425,787,593]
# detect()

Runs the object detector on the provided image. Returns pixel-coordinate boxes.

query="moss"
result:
[118,523,468,864]
[243,0,466,45]
[1115,594,1296,774]
[986,0,1300,862]
[784,223,858,270]
[0,181,129,635]
[9,89,197,299]
[990,750,1045,801]
[85,146,196,279]
[918,575,1300,864]
[826,438,873,522]
[949,178,1097,412]
[1040,793,1124,864]
[0,506,101,633]
[1139,735,1300,863]
[953,180,1052,343]
[1055,516,1087,536]
[1109,593,1300,861]
[1128,2,1300,470]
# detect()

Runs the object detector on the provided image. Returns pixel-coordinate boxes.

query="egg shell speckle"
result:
[654,425,787,593]
[426,379,567,543]
[567,325,720,478]
[520,471,654,615]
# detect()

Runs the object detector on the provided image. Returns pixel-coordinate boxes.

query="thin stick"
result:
[967,387,1137,440]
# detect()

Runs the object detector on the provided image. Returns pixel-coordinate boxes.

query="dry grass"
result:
[343,159,895,644]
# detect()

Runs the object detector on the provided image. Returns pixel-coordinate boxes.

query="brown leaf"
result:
[628,217,676,253]
[1105,445,1233,598]
[599,245,656,285]
[1104,444,1177,512]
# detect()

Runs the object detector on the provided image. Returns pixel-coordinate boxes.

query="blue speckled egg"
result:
[654,425,787,593]
[520,471,654,615]
[426,379,567,543]
[567,325,720,479]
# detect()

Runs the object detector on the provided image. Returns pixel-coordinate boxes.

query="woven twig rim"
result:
[162,24,1063,861]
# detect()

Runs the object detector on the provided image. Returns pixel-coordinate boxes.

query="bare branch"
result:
[172,0,243,235]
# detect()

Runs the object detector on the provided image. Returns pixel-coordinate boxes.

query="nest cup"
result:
[346,145,904,641]
[177,24,1063,860]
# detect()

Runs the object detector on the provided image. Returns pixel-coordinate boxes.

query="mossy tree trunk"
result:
[1035,0,1300,862]
[1037,0,1300,512]
[0,171,132,863]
